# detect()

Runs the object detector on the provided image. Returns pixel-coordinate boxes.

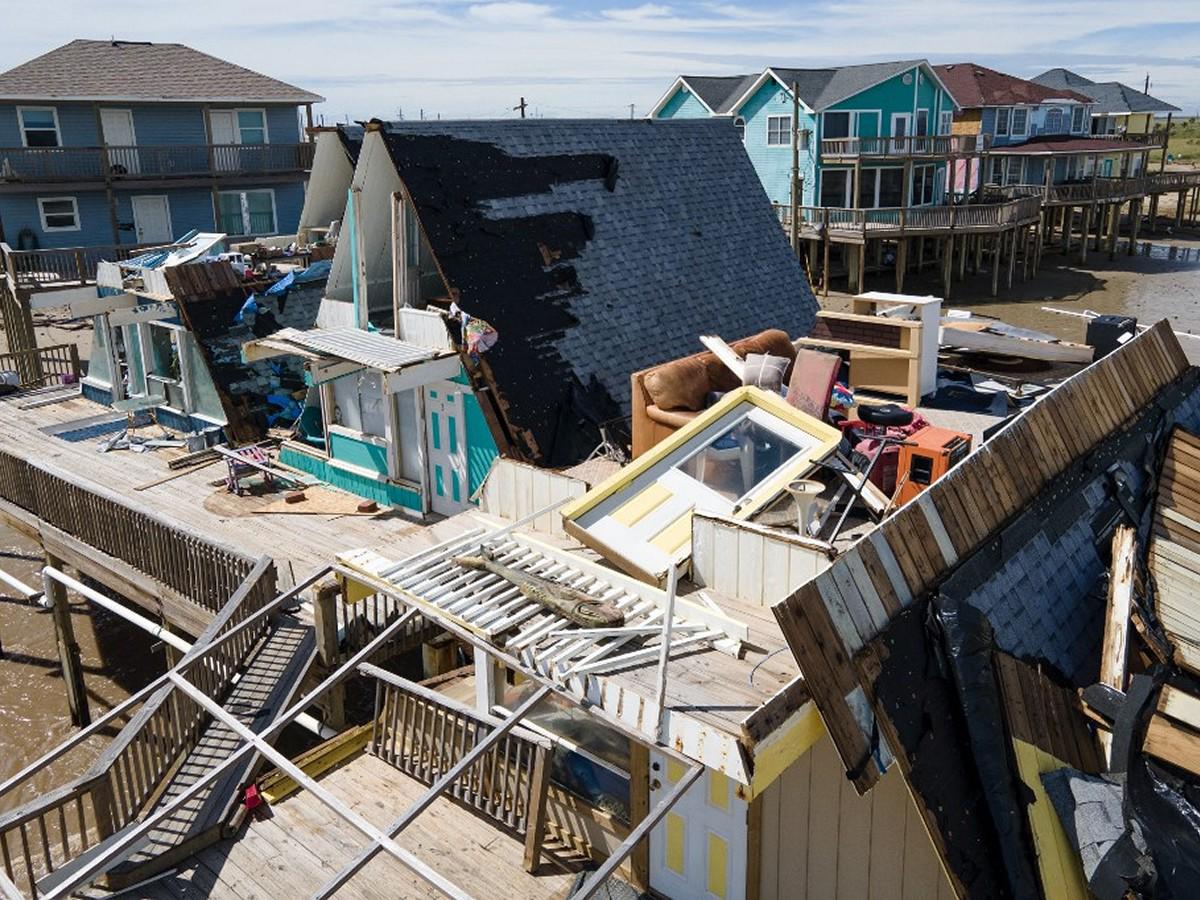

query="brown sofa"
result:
[629,329,797,458]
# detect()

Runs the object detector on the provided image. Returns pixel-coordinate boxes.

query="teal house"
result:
[651,61,963,212]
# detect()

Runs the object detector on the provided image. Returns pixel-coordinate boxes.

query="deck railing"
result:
[0,344,79,390]
[0,241,168,292]
[821,133,987,159]
[0,449,270,615]
[0,560,277,897]
[785,195,1042,238]
[369,674,552,868]
[0,143,314,183]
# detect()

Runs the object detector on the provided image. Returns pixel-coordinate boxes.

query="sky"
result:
[1,0,1198,122]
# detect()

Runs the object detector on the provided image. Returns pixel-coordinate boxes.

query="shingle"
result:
[0,39,322,103]
[935,63,1093,108]
[1031,68,1179,115]
[376,118,818,465]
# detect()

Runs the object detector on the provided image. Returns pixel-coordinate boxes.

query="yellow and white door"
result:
[650,754,747,900]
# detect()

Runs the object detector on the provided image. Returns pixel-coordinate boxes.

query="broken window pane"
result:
[677,416,805,503]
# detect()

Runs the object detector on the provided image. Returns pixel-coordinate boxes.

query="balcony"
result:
[0,142,315,185]
[821,133,988,160]
[1,240,168,293]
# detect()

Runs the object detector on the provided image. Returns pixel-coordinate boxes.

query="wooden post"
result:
[1160,112,1172,173]
[1176,191,1186,228]
[44,557,90,727]
[1107,200,1121,260]
[941,235,953,300]
[313,580,346,731]
[628,742,651,892]
[1080,204,1092,264]
[305,103,315,133]
[1006,229,1016,289]
[895,238,907,293]
[522,745,552,873]
[991,234,1000,297]
[857,241,867,293]
[822,209,831,299]
[916,235,925,271]
[852,158,862,210]
[974,231,983,273]
[790,82,801,255]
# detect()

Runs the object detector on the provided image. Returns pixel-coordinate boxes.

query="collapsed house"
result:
[246,118,820,515]
[772,321,1200,899]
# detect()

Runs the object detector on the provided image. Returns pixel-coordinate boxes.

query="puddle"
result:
[1114,241,1200,264]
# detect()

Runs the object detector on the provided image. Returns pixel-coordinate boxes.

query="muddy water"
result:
[0,522,162,809]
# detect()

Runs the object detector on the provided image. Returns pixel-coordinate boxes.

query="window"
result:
[734,116,745,143]
[1071,106,1086,133]
[1011,107,1028,136]
[820,169,850,207]
[18,107,60,147]
[916,109,930,136]
[823,111,851,139]
[218,189,277,236]
[879,168,904,207]
[37,196,79,232]
[678,415,810,504]
[912,165,935,205]
[858,169,878,209]
[939,110,953,136]
[995,107,1010,136]
[1044,107,1063,134]
[990,157,1005,184]
[394,389,422,483]
[236,109,267,144]
[1006,157,1023,185]
[766,115,791,146]
[332,370,387,438]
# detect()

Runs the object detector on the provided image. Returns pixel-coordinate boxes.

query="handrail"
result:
[783,194,1042,237]
[0,142,314,182]
[0,241,167,290]
[821,133,988,158]
[0,345,79,390]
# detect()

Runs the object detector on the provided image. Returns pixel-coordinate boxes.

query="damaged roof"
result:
[934,63,1093,108]
[0,39,323,103]
[377,118,818,465]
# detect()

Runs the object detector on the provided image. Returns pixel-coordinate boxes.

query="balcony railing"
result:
[0,142,315,183]
[1,241,170,291]
[780,195,1043,238]
[821,133,988,159]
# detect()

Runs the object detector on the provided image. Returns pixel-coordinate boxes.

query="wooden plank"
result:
[1143,714,1200,777]
[1100,526,1136,695]
[1157,684,1200,732]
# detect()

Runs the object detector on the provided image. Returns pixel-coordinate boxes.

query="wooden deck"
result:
[0,391,468,614]
[135,752,580,900]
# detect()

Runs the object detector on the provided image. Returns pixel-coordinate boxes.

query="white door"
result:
[649,753,747,900]
[891,113,911,154]
[100,108,139,175]
[131,195,173,245]
[424,380,469,516]
[208,110,238,171]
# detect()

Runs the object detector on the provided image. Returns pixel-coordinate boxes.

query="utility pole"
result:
[790,81,801,255]
[514,97,528,119]
[1144,72,1150,94]
[629,103,636,120]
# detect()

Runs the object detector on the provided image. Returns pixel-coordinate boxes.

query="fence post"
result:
[522,744,552,873]
[44,556,90,727]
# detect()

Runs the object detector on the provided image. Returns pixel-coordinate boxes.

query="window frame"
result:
[939,110,953,136]
[1010,106,1029,137]
[766,114,791,147]
[821,110,852,140]
[1006,156,1024,185]
[995,107,1011,137]
[17,106,62,148]
[37,195,80,232]
[820,168,851,207]
[216,188,278,237]
[734,116,746,143]
[1071,106,1086,133]
[915,108,930,137]
[234,108,269,145]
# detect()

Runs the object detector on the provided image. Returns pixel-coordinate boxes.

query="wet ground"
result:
[0,523,162,809]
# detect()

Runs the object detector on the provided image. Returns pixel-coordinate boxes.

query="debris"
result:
[452,549,625,627]
[285,491,307,504]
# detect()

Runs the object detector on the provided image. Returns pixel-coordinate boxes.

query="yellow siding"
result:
[755,733,957,899]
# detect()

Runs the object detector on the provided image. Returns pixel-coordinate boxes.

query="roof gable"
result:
[1031,68,1180,114]
[727,60,954,115]
[373,119,818,465]
[0,39,323,104]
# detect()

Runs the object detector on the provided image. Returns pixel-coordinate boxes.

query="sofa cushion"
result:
[643,355,711,411]
[646,405,702,429]
[742,352,791,392]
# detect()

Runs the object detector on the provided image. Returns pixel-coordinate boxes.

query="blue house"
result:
[0,39,322,253]
[652,61,963,213]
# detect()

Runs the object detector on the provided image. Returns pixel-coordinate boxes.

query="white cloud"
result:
[0,1,1195,121]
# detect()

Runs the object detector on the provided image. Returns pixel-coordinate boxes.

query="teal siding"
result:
[280,445,422,511]
[329,430,389,474]
[739,80,818,207]
[658,87,711,119]
[450,369,500,498]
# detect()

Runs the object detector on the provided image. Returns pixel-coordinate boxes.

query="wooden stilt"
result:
[857,241,866,293]
[1006,229,1016,290]
[991,234,1001,297]
[822,228,831,300]
[1080,205,1092,264]
[44,555,90,727]
[958,231,967,280]
[1176,191,1185,228]
[941,235,953,300]
[1061,206,1072,255]
[1107,200,1121,260]
[974,232,983,274]
[1129,199,1141,255]
[895,239,907,293]
[916,236,925,272]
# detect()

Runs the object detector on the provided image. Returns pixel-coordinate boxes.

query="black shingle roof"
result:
[1032,68,1180,115]
[377,118,818,465]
